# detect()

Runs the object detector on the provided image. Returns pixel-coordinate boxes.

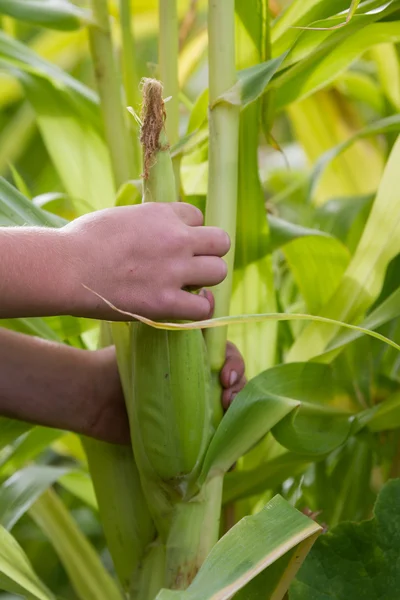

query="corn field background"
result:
[1,0,400,598]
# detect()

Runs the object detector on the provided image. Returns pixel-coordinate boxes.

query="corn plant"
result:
[1,1,400,599]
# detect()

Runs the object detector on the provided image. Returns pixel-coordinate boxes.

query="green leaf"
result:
[0,524,55,600]
[216,54,286,108]
[23,74,115,211]
[29,489,123,600]
[0,465,72,530]
[157,495,321,600]
[309,114,400,199]
[199,363,349,483]
[288,134,400,362]
[223,452,312,504]
[230,103,277,378]
[291,478,400,600]
[274,21,400,111]
[0,176,63,227]
[283,235,350,314]
[0,0,92,31]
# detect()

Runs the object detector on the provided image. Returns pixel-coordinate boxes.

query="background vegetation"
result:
[1,0,400,598]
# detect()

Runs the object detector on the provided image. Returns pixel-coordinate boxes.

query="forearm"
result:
[0,327,99,434]
[0,227,76,318]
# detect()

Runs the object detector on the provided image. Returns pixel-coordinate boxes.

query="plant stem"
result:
[165,476,223,589]
[205,0,240,425]
[159,0,181,195]
[89,0,133,188]
[119,0,141,174]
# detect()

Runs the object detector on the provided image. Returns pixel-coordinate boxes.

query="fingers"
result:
[222,376,247,410]
[220,342,246,410]
[171,203,204,226]
[220,342,246,389]
[192,227,231,257]
[168,289,214,321]
[184,257,228,288]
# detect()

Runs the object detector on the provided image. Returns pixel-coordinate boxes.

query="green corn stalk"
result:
[85,0,239,595]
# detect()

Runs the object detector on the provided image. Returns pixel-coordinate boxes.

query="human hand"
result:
[62,203,230,322]
[88,342,246,445]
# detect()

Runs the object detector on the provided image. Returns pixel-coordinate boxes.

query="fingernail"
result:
[229,370,238,386]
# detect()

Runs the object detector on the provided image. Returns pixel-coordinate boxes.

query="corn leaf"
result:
[0,525,55,600]
[223,452,312,504]
[29,489,123,600]
[274,22,400,111]
[0,30,98,112]
[156,495,321,600]
[291,479,400,600]
[0,465,72,530]
[0,428,63,478]
[22,74,115,211]
[309,113,400,199]
[0,176,62,227]
[199,363,350,483]
[230,102,277,378]
[0,0,92,31]
[288,134,400,362]
[216,54,286,108]
[283,235,350,314]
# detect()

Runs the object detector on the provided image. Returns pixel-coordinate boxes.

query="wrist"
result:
[0,227,78,318]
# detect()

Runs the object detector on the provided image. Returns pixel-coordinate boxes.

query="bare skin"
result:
[0,203,230,322]
[0,329,245,444]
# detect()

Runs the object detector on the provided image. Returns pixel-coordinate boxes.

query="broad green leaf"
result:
[223,452,312,504]
[288,134,400,362]
[0,0,92,31]
[30,489,123,600]
[230,102,277,378]
[0,30,98,112]
[0,176,62,227]
[274,22,400,111]
[23,74,115,211]
[0,524,55,600]
[287,92,384,205]
[0,428,63,477]
[283,235,350,314]
[309,114,400,199]
[321,286,400,359]
[157,495,321,600]
[371,43,400,111]
[216,54,286,108]
[272,403,352,456]
[0,466,72,530]
[291,478,400,600]
[268,215,328,252]
[356,389,400,433]
[199,363,346,482]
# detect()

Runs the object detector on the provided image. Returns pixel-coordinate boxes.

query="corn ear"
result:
[125,80,214,535]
